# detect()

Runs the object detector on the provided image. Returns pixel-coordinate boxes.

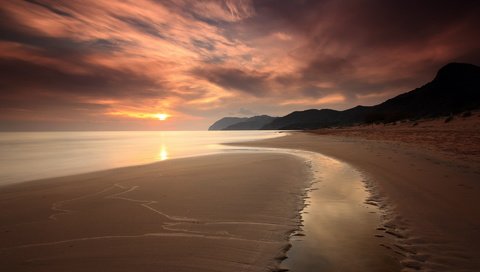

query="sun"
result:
[155,113,169,121]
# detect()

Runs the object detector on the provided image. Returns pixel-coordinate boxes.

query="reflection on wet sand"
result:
[283,152,400,271]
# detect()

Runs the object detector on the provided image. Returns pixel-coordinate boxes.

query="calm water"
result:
[0,131,282,185]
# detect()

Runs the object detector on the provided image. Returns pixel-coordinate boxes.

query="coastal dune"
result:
[0,153,309,271]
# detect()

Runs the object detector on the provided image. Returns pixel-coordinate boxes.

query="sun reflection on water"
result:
[158,144,169,161]
[0,131,283,185]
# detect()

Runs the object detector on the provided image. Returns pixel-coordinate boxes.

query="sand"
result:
[0,153,310,271]
[311,111,480,170]
[236,131,480,271]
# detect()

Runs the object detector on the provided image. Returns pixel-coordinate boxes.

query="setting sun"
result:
[155,113,169,121]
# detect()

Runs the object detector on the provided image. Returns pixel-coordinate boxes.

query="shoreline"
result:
[0,130,286,187]
[236,132,480,271]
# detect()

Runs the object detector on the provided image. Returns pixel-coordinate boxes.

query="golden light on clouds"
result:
[155,113,169,121]
[279,94,346,106]
[109,111,170,121]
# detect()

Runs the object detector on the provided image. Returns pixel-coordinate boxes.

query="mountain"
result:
[262,62,480,130]
[366,62,480,122]
[223,115,277,130]
[208,115,276,130]
[262,106,375,130]
[208,117,249,130]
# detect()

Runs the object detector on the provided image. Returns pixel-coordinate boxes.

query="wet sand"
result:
[0,153,310,271]
[237,132,480,271]
[279,150,400,271]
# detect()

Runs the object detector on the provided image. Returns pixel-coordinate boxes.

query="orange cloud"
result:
[280,94,346,106]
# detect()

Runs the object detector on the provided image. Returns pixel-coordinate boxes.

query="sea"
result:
[0,131,282,185]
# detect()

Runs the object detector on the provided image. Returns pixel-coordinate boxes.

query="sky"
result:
[1,0,479,131]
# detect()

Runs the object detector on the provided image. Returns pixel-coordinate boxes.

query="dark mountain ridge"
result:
[262,62,480,130]
[208,117,249,130]
[208,115,277,130]
[223,115,277,130]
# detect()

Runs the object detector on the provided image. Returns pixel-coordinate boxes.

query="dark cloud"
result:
[0,23,125,59]
[116,16,166,39]
[248,0,480,104]
[192,67,269,96]
[301,57,354,81]
[24,0,74,18]
[253,0,480,39]
[0,58,161,99]
[191,38,216,51]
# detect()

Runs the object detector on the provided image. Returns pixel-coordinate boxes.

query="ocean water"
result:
[0,131,282,185]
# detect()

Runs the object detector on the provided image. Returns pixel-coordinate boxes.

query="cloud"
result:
[231,107,257,116]
[189,0,255,22]
[0,0,479,130]
[115,16,165,38]
[249,0,480,104]
[24,0,74,18]
[273,32,292,41]
[192,66,270,96]
[279,94,346,106]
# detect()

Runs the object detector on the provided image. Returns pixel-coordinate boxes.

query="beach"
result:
[310,112,480,170]
[0,153,309,271]
[1,126,479,271]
